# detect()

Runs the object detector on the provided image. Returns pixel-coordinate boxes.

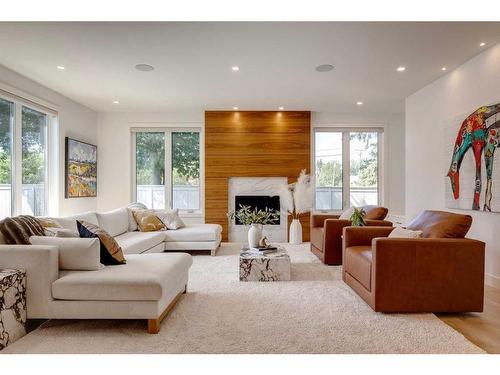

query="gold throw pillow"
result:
[132,209,166,232]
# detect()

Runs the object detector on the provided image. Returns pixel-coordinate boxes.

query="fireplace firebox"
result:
[234,195,280,225]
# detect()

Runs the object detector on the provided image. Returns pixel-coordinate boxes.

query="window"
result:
[0,93,55,219]
[133,129,201,213]
[314,128,382,211]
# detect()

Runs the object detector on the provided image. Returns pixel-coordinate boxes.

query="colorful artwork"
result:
[65,137,97,198]
[445,104,500,211]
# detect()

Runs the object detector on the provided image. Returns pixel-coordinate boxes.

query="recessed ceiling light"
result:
[233,106,239,110]
[113,100,120,104]
[315,64,335,72]
[397,66,406,72]
[135,64,154,72]
[480,42,486,47]
[356,101,363,106]
[441,67,447,71]
[278,107,284,111]
[231,66,240,71]
[56,65,65,70]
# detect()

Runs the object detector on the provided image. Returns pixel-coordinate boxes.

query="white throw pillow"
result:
[388,227,423,239]
[29,236,102,271]
[339,207,355,220]
[127,202,148,231]
[155,209,185,230]
[44,227,80,238]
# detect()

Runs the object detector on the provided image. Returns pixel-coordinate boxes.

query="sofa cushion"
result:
[0,215,45,244]
[114,231,166,254]
[127,202,148,231]
[363,206,389,220]
[52,252,193,301]
[77,221,126,265]
[406,210,472,238]
[30,236,102,271]
[96,207,129,237]
[163,224,222,242]
[388,227,423,239]
[344,246,372,291]
[50,212,99,232]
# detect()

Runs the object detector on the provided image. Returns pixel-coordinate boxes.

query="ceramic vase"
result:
[248,223,263,248]
[289,219,302,244]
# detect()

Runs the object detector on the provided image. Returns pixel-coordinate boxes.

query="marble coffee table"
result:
[239,246,291,281]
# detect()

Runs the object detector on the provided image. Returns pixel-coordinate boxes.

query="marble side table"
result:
[239,247,291,281]
[0,269,27,350]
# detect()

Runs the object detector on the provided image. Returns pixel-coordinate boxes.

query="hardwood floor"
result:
[437,285,500,353]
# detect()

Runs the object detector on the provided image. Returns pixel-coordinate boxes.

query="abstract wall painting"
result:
[65,137,97,198]
[445,103,500,212]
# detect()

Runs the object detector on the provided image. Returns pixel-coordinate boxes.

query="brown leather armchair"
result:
[342,210,485,313]
[310,206,392,265]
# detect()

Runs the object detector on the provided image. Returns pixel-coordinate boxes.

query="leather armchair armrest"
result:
[371,238,485,312]
[311,214,340,228]
[365,219,393,227]
[342,226,394,248]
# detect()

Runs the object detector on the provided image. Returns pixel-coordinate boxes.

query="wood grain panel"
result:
[205,111,311,241]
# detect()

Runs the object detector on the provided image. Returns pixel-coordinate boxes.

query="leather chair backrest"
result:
[406,210,472,238]
[363,206,389,220]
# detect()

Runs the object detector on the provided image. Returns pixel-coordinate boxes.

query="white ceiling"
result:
[0,22,499,113]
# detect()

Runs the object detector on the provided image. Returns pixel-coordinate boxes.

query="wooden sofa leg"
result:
[146,287,186,334]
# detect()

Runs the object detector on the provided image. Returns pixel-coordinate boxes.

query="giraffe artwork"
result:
[446,103,500,211]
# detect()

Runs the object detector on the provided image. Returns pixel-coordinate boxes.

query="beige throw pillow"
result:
[132,209,166,232]
[155,209,185,230]
[388,227,423,239]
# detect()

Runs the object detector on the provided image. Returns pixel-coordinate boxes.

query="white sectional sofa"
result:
[0,206,222,333]
[50,207,222,256]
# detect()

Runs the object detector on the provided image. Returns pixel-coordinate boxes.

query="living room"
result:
[1,0,500,372]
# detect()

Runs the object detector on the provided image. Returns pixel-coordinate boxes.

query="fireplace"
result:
[234,195,281,225]
[228,177,288,242]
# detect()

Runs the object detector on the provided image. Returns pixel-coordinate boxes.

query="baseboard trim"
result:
[485,273,500,289]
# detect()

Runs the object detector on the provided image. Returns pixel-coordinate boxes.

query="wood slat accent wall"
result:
[205,111,311,242]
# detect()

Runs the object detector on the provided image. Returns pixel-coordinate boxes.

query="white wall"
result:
[406,43,500,287]
[96,112,203,223]
[0,64,98,216]
[312,111,406,217]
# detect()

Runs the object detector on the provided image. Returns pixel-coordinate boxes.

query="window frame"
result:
[312,126,385,213]
[131,127,203,215]
[0,89,57,218]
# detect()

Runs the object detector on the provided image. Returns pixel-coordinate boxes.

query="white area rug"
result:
[4,243,483,354]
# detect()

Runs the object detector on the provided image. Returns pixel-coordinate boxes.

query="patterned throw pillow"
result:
[0,215,46,245]
[77,220,126,265]
[132,209,166,232]
[155,209,185,230]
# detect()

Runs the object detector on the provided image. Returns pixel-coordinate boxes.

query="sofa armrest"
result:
[311,214,340,228]
[0,245,59,318]
[371,238,485,312]
[342,226,394,248]
[365,219,393,227]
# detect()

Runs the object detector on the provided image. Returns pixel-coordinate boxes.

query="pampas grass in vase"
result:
[279,170,314,244]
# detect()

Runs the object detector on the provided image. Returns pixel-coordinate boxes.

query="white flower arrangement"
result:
[279,170,314,219]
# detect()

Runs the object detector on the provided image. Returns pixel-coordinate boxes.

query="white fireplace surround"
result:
[228,177,288,243]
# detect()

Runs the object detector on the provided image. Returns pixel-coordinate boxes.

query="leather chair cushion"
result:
[406,210,472,238]
[363,206,389,220]
[344,246,372,291]
[310,227,324,250]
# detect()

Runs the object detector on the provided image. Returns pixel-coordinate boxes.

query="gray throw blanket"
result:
[0,215,45,245]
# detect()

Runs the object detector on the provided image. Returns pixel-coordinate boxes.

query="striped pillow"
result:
[0,215,46,245]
